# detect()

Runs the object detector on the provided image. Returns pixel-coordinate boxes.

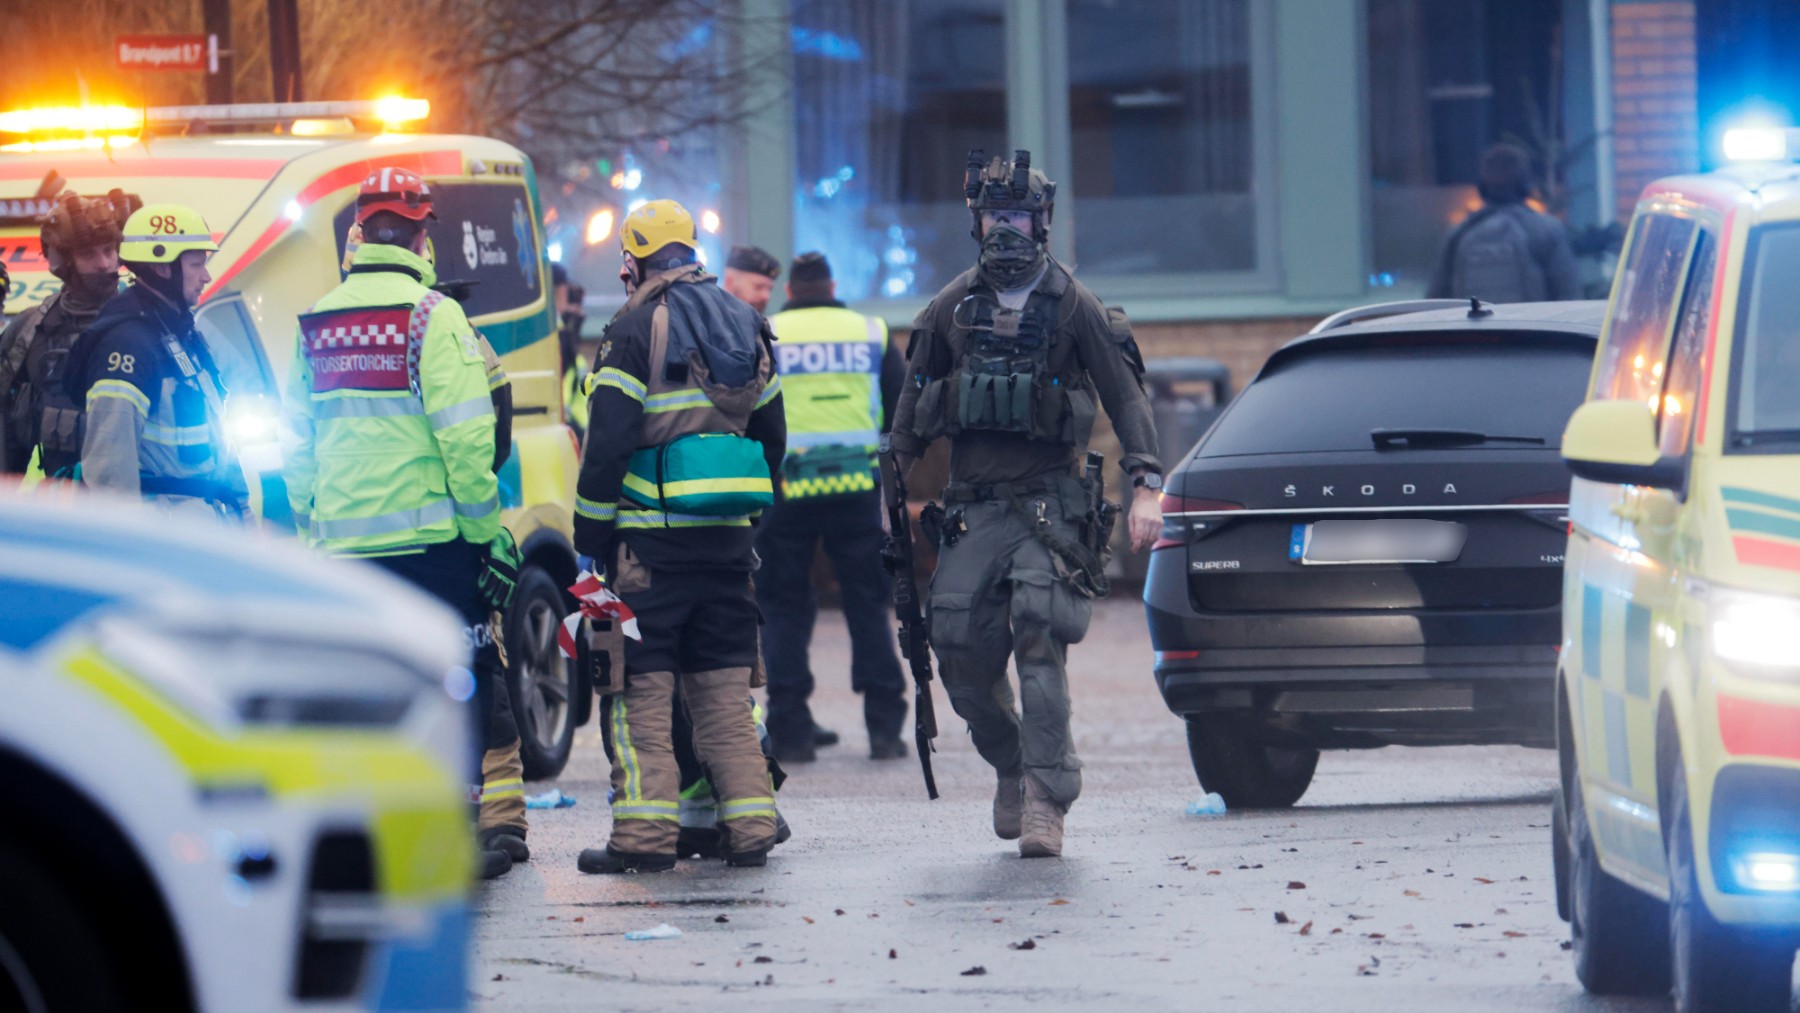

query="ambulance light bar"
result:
[143,98,430,129]
[1722,126,1800,164]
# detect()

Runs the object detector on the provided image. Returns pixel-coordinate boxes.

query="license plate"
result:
[1289,519,1467,565]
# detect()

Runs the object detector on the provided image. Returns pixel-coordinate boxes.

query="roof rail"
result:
[1308,298,1491,334]
[142,99,428,130]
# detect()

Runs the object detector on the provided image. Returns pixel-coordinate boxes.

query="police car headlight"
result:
[96,615,435,731]
[1711,588,1800,675]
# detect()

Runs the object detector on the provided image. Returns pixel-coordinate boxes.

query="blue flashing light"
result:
[792,27,864,61]
[547,241,564,263]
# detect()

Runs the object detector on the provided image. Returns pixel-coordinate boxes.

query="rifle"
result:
[878,435,940,800]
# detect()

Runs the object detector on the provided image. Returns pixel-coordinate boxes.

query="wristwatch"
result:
[1132,472,1163,492]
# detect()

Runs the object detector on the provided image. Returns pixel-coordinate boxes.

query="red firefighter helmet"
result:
[354,166,435,224]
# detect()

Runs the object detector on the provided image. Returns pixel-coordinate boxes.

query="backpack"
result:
[1448,205,1548,304]
[0,299,88,476]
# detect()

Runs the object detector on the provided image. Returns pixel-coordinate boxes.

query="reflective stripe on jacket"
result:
[281,243,500,555]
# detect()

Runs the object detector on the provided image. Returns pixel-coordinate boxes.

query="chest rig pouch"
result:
[935,286,1089,445]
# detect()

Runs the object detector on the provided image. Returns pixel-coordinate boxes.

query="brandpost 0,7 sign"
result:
[115,35,214,73]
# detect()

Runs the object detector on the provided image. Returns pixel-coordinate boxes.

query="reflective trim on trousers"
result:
[678,797,718,829]
[452,493,499,519]
[314,394,422,420]
[575,496,617,521]
[611,802,680,821]
[428,395,494,430]
[311,498,455,539]
[482,776,524,801]
[618,509,753,529]
[719,797,777,821]
[611,691,642,801]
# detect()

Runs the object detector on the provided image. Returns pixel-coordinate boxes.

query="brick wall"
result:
[1611,1,1700,221]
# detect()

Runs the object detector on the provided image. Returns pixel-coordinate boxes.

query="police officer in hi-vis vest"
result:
[573,199,787,873]
[755,251,909,763]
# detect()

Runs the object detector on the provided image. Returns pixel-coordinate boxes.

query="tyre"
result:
[0,837,129,1013]
[507,566,578,780]
[1567,773,1672,994]
[1553,783,1572,921]
[1184,715,1318,809]
[1667,754,1797,1012]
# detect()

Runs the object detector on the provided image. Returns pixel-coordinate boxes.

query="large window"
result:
[791,0,1005,302]
[1366,0,1560,289]
[1731,225,1800,447]
[1065,0,1257,277]
[1593,213,1697,403]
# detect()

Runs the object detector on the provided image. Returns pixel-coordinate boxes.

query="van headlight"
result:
[1711,588,1800,675]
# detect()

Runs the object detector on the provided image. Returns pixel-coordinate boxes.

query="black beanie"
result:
[727,245,780,279]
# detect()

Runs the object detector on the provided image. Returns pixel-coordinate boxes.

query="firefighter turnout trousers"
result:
[371,539,527,835]
[603,563,775,856]
[927,478,1095,809]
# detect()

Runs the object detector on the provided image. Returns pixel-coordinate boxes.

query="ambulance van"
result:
[1554,129,1800,1011]
[0,100,588,778]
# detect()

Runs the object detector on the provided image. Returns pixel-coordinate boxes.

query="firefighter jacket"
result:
[575,263,786,572]
[891,258,1162,485]
[65,283,235,503]
[281,242,500,557]
[765,295,903,498]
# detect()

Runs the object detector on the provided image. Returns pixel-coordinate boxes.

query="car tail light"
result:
[1153,495,1243,550]
[1155,650,1200,662]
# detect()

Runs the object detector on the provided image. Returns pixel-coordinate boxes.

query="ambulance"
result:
[0,492,472,1012]
[1554,127,1800,1011]
[0,100,589,778]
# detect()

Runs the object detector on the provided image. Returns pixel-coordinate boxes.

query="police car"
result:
[1554,128,1800,1012]
[0,99,589,779]
[0,492,472,1012]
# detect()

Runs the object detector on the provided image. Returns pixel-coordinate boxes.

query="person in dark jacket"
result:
[1428,143,1581,304]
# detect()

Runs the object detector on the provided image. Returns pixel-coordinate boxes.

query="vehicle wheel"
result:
[1667,754,1797,1012]
[1567,773,1672,994]
[0,837,129,1013]
[1552,783,1572,921]
[1184,715,1318,809]
[507,566,578,780]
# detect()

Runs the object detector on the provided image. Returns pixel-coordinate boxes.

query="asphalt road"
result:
[473,598,1672,1011]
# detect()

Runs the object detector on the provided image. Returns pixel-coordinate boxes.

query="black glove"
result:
[478,529,521,612]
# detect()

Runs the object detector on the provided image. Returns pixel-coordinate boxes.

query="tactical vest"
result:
[0,294,98,477]
[910,266,1096,449]
[618,268,776,525]
[768,305,884,498]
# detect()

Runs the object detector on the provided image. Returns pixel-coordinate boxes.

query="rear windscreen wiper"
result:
[1371,428,1547,449]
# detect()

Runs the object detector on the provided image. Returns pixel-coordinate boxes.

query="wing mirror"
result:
[1561,399,1686,489]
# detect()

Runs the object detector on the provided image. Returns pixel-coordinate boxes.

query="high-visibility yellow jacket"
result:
[281,243,500,556]
[767,303,886,497]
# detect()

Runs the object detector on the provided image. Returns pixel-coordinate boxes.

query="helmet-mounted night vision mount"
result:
[963,148,1055,242]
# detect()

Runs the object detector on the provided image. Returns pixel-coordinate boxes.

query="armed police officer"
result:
[281,168,529,880]
[0,190,135,478]
[573,200,785,873]
[64,203,245,516]
[889,151,1162,858]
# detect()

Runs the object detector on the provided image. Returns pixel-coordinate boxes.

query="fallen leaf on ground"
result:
[1207,870,1222,876]
[802,917,815,924]
[889,949,898,959]
[1048,898,1070,906]
[1367,933,1385,939]
[1299,921,1313,936]
[1330,928,1343,935]
[1403,890,1421,897]
[1274,912,1291,924]
[904,900,916,907]
[1503,931,1527,938]
[835,909,846,916]
[1455,923,1475,929]
[1009,939,1037,950]
[992,918,1004,923]
[961,966,988,976]
[716,915,730,923]
[1474,877,1495,884]
[1357,965,1377,976]
[753,956,773,964]
[1287,881,1306,890]
[546,916,557,921]
[573,917,585,923]
[491,973,507,981]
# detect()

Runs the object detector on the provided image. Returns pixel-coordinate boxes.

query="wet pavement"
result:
[473,598,1669,1011]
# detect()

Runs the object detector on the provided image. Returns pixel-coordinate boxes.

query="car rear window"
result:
[1198,333,1594,457]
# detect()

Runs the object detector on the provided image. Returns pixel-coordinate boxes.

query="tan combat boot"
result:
[993,775,1023,840]
[1019,775,1065,858]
